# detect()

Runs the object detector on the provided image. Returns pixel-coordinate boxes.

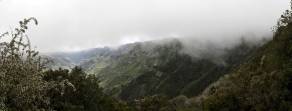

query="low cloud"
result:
[0,0,289,52]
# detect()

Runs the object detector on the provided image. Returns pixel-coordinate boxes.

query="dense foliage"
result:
[44,67,130,111]
[201,2,292,110]
[68,38,257,101]
[0,18,130,111]
[2,1,292,110]
[118,39,257,100]
[0,18,53,110]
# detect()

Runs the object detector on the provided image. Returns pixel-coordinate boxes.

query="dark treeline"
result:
[43,67,131,111]
[0,18,127,111]
[0,18,173,111]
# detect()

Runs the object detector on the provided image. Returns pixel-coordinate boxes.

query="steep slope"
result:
[46,38,262,101]
[201,22,292,111]
[95,39,184,96]
[86,39,260,100]
[43,55,76,69]
[117,40,258,100]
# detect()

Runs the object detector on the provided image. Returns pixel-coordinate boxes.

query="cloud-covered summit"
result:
[0,0,289,52]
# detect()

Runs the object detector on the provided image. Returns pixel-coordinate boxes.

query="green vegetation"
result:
[44,67,130,111]
[2,1,292,110]
[0,18,130,111]
[91,38,257,100]
[0,18,51,110]
[201,2,292,110]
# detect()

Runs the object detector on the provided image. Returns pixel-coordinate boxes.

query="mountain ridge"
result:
[46,37,264,101]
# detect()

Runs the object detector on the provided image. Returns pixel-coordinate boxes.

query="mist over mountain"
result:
[0,0,286,52]
[46,36,266,101]
[2,0,292,110]
[47,35,270,66]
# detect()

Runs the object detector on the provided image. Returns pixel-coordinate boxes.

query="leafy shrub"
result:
[0,18,53,110]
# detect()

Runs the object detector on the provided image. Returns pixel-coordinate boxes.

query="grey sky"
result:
[0,0,290,52]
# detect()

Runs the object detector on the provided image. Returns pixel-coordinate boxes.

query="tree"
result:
[44,67,131,111]
[202,1,292,110]
[0,18,53,110]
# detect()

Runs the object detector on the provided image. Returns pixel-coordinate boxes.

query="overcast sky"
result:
[0,0,290,52]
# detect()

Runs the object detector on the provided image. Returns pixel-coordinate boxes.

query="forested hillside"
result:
[2,1,292,111]
[49,38,261,101]
[200,5,292,111]
[106,39,258,100]
[0,18,130,111]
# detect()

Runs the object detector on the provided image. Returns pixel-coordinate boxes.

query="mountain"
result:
[102,39,259,100]
[197,20,292,111]
[47,38,262,101]
[43,55,75,69]
[45,47,112,69]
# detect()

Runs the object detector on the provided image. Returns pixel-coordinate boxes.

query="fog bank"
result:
[0,0,289,52]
